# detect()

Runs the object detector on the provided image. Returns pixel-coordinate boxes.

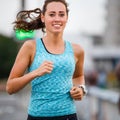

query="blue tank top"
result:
[28,38,76,117]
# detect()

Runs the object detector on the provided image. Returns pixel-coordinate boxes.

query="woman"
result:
[6,0,87,120]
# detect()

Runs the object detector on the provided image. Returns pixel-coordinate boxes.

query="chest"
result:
[34,52,75,73]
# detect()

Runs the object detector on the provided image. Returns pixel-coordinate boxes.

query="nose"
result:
[54,15,60,21]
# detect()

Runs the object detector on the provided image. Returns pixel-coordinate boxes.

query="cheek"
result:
[64,16,68,22]
[43,20,50,28]
[63,18,68,24]
[44,18,52,25]
[63,20,68,26]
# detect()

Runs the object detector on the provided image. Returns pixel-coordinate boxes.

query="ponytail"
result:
[13,8,45,32]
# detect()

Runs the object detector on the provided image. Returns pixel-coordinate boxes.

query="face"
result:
[41,2,68,34]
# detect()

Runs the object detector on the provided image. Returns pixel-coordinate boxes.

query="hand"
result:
[35,61,54,76]
[70,86,84,101]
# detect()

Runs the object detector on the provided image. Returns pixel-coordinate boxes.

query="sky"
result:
[0,0,107,36]
[66,0,107,35]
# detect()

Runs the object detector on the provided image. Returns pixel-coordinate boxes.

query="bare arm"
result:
[70,43,85,100]
[72,44,85,85]
[6,40,54,95]
[6,40,36,94]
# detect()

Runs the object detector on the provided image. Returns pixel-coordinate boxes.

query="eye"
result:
[49,13,55,17]
[59,13,65,17]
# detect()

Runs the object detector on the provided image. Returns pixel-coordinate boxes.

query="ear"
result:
[41,14,45,23]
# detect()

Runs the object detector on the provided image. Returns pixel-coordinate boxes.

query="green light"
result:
[15,29,35,40]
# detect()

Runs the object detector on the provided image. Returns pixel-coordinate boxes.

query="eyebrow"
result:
[49,11,65,13]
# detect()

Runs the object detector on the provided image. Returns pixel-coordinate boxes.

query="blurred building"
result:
[87,0,120,88]
[103,0,120,46]
[91,0,120,63]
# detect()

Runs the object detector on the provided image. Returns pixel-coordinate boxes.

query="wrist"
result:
[31,70,39,78]
[78,84,87,96]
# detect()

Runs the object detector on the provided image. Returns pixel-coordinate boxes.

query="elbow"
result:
[6,83,14,95]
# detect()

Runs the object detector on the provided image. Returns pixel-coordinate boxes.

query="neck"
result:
[42,32,65,54]
[43,32,64,45]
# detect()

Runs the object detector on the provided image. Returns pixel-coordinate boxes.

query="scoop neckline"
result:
[40,38,66,55]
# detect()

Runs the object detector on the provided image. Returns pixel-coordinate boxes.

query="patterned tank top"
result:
[28,38,76,117]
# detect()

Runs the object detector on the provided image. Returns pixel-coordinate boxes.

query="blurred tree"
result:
[85,70,98,86]
[0,34,18,79]
[115,62,120,83]
[115,62,120,113]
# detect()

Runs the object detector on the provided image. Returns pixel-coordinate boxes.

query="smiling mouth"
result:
[52,24,62,28]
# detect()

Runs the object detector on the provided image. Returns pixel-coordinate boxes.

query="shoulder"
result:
[71,43,84,58]
[22,39,36,49]
[21,39,36,65]
[19,39,36,57]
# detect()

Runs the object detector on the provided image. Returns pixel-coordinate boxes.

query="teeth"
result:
[53,24,61,27]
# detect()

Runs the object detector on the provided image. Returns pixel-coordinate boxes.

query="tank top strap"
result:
[65,40,74,54]
[36,38,45,54]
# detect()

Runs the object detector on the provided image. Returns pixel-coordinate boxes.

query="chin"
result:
[53,29,64,33]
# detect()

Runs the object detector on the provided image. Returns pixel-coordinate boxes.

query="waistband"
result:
[27,113,78,120]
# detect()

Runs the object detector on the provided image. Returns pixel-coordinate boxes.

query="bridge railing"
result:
[76,86,120,120]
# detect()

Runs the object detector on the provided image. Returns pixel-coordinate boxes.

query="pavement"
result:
[0,91,28,120]
[0,81,29,120]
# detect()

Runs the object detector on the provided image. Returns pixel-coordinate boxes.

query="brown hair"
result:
[13,0,69,32]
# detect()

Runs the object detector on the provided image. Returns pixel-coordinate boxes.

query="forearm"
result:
[6,60,53,94]
[6,71,37,94]
[72,75,85,86]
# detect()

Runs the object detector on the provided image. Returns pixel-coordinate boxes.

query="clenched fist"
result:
[34,61,54,77]
[70,86,84,101]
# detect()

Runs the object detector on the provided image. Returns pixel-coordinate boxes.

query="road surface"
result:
[0,91,27,120]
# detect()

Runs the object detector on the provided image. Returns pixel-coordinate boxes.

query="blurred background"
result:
[0,0,120,120]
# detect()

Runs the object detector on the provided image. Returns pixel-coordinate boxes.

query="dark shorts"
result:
[27,113,78,120]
